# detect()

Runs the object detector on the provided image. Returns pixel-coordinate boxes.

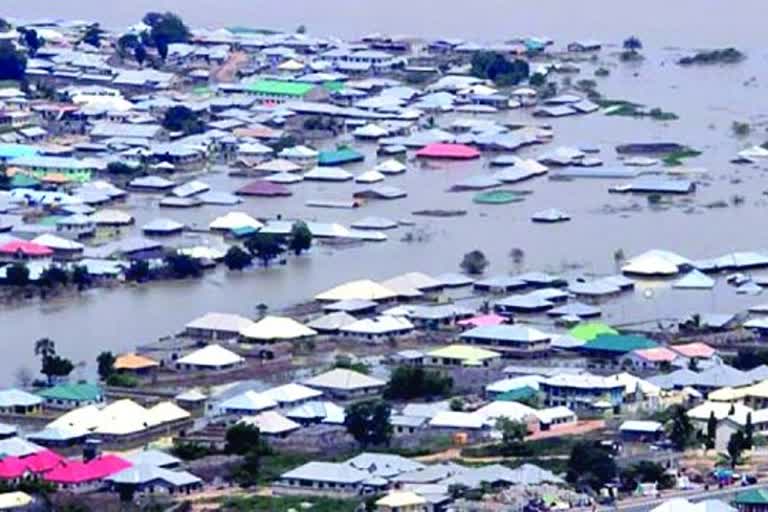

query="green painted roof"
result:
[10,174,40,188]
[735,489,768,505]
[569,322,619,341]
[317,147,365,166]
[496,386,537,402]
[323,81,344,92]
[581,334,659,354]
[38,382,102,402]
[246,80,315,97]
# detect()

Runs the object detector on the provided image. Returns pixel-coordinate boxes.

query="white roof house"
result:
[304,369,386,396]
[218,390,278,415]
[208,211,263,231]
[340,316,415,338]
[240,410,301,435]
[261,383,323,406]
[315,279,397,301]
[304,166,354,182]
[375,159,407,175]
[92,209,134,225]
[474,401,536,424]
[32,234,84,252]
[239,315,317,341]
[185,312,256,338]
[286,400,346,424]
[307,311,359,332]
[622,250,690,276]
[0,389,43,409]
[429,411,485,430]
[176,344,245,370]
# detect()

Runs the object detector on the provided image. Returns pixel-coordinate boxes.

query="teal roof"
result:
[231,226,260,238]
[10,174,40,188]
[317,147,365,166]
[496,386,537,402]
[246,80,315,97]
[580,334,659,355]
[735,489,768,505]
[38,382,102,402]
[0,144,39,160]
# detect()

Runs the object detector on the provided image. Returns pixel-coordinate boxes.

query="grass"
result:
[461,435,584,459]
[223,496,361,512]
[662,148,702,166]
[598,99,678,121]
[258,452,316,485]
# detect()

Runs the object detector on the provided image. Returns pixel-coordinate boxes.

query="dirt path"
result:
[214,51,249,83]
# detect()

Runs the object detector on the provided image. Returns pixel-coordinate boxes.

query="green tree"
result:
[623,36,643,53]
[5,263,29,286]
[117,33,140,54]
[745,412,754,449]
[80,23,103,47]
[727,430,746,468]
[225,423,262,455]
[460,249,489,275]
[125,260,150,282]
[134,44,147,66]
[106,161,138,175]
[706,411,717,450]
[566,441,617,491]
[288,221,312,255]
[296,25,307,34]
[18,28,42,57]
[39,265,69,289]
[0,42,26,81]
[449,398,464,411]
[470,51,530,85]
[164,253,202,278]
[96,351,115,381]
[71,265,91,291]
[497,417,528,452]
[41,355,74,384]
[509,247,525,273]
[143,12,190,60]
[0,19,11,32]
[162,106,204,135]
[668,404,695,451]
[621,461,675,491]
[245,234,285,267]
[384,366,453,400]
[223,246,253,271]
[345,399,393,448]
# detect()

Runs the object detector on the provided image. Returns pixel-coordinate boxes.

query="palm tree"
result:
[34,337,55,360]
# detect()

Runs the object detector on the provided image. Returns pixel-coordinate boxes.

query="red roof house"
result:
[22,449,63,473]
[0,456,28,479]
[235,180,292,197]
[44,454,131,486]
[670,342,716,359]
[415,143,480,160]
[0,240,54,258]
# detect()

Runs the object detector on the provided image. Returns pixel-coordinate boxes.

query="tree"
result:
[706,411,717,450]
[509,247,525,273]
[470,51,529,85]
[0,42,26,81]
[668,405,695,451]
[71,266,91,291]
[384,366,452,400]
[732,348,768,371]
[745,412,754,449]
[80,23,103,48]
[497,417,528,452]
[727,430,746,468]
[134,44,147,66]
[96,351,115,381]
[245,234,285,267]
[223,246,253,271]
[460,250,488,275]
[41,355,74,384]
[225,423,262,455]
[117,33,139,53]
[345,399,392,448]
[621,461,675,491]
[18,28,42,57]
[162,106,204,135]
[288,221,312,256]
[34,337,55,360]
[5,263,29,286]
[623,36,643,53]
[106,161,138,175]
[0,19,11,33]
[566,441,617,491]
[529,72,546,87]
[296,25,307,34]
[449,398,464,411]
[143,12,190,60]
[39,265,69,289]
[124,260,150,282]
[164,253,202,279]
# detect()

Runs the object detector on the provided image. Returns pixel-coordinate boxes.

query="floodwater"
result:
[3,1,768,383]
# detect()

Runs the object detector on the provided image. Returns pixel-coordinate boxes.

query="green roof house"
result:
[318,147,365,166]
[579,334,659,358]
[37,382,104,410]
[245,80,328,103]
[734,488,768,512]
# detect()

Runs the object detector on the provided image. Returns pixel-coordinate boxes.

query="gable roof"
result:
[37,383,102,402]
[177,344,244,367]
[304,368,385,391]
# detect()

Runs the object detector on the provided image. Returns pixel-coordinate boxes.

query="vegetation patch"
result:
[662,148,702,166]
[678,47,745,65]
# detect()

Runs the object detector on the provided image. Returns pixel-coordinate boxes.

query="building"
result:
[105,464,202,496]
[734,489,768,512]
[37,383,104,410]
[175,344,245,372]
[619,420,664,442]
[0,389,43,415]
[425,345,502,368]
[184,312,256,340]
[276,461,388,497]
[376,491,428,512]
[304,369,386,401]
[459,325,551,357]
[622,347,682,372]
[8,156,94,183]
[113,353,160,375]
[540,374,625,413]
[245,80,328,103]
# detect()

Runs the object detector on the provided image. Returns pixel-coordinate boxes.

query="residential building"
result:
[459,325,551,357]
[540,373,625,413]
[37,383,104,410]
[304,369,386,401]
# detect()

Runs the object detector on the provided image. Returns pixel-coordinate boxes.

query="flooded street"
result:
[2,1,768,383]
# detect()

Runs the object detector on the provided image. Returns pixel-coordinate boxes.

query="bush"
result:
[106,373,138,388]
[384,366,453,400]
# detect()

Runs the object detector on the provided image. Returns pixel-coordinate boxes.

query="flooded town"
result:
[0,2,767,511]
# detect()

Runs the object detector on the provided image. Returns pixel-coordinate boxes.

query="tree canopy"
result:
[460,250,489,275]
[225,423,262,455]
[245,234,285,267]
[142,12,190,60]
[345,399,392,448]
[4,263,29,286]
[97,351,116,381]
[384,366,453,400]
[566,441,617,491]
[288,221,312,256]
[162,106,204,135]
[470,51,530,86]
[224,245,253,271]
[0,42,26,81]
[668,404,696,451]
